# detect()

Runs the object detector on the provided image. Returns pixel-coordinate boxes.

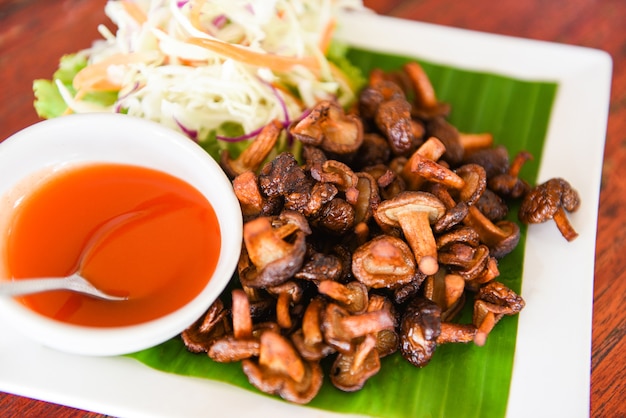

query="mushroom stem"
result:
[232,290,253,339]
[444,274,466,308]
[463,206,508,248]
[351,333,378,373]
[458,132,493,154]
[401,137,446,190]
[474,310,496,347]
[508,151,533,178]
[436,322,477,344]
[233,171,264,218]
[339,310,396,340]
[302,298,324,346]
[410,158,465,190]
[397,210,439,275]
[403,62,438,109]
[553,206,579,241]
[220,119,282,178]
[276,292,293,329]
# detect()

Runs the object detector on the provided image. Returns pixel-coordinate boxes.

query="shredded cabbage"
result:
[36,0,367,158]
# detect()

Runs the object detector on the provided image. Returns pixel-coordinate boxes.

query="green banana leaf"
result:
[127,46,557,418]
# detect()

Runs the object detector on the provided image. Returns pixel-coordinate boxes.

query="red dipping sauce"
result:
[4,163,221,327]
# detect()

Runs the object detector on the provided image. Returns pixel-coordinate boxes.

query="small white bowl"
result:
[0,113,242,356]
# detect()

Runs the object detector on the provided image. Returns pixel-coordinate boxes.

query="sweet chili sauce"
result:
[4,163,221,327]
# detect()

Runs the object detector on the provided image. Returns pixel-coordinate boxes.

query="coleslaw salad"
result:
[33,0,367,159]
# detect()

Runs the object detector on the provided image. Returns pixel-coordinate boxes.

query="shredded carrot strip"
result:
[187,37,321,74]
[189,0,207,33]
[318,18,336,54]
[121,0,147,25]
[73,52,159,92]
[176,57,206,67]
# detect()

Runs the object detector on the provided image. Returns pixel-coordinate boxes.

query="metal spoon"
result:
[0,273,127,301]
[0,206,158,302]
[0,198,181,301]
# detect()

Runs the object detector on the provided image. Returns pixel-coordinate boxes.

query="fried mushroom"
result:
[240,215,308,288]
[290,100,364,155]
[352,235,417,289]
[518,177,581,241]
[399,297,442,367]
[374,191,446,275]
[220,119,283,179]
[488,151,533,199]
[330,334,381,392]
[242,330,324,404]
[181,298,231,353]
[473,281,525,346]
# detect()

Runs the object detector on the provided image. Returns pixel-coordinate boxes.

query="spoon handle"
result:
[0,277,74,296]
[0,273,126,301]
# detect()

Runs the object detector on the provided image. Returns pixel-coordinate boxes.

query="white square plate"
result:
[0,11,611,418]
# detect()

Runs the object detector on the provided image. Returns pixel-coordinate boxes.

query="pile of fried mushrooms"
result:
[182,62,581,404]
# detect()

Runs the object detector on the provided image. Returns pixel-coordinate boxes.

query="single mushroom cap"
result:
[353,172,381,225]
[375,96,417,155]
[310,197,356,236]
[310,159,360,205]
[436,226,481,249]
[240,215,308,288]
[453,163,487,205]
[289,100,364,155]
[518,177,581,241]
[462,144,510,179]
[352,133,393,169]
[424,116,464,165]
[399,297,442,367]
[374,191,446,275]
[474,188,509,222]
[181,298,230,353]
[294,249,344,283]
[352,235,417,289]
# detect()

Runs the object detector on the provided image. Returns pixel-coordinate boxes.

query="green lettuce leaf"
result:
[126,47,557,418]
[33,53,118,119]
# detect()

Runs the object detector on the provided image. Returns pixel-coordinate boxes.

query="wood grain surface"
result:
[1,0,624,416]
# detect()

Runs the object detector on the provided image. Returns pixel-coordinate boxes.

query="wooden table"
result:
[1,0,624,416]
